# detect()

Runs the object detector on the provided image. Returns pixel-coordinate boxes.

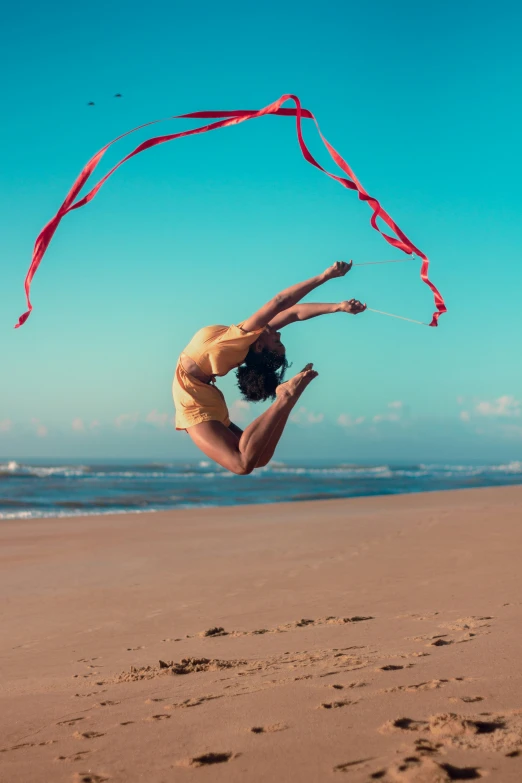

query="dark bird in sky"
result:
[87,101,95,106]
[114,93,122,98]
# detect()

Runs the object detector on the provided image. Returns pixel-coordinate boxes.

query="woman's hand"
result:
[338,298,367,315]
[323,260,352,280]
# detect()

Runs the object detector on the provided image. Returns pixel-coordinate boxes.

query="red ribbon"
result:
[15,94,446,328]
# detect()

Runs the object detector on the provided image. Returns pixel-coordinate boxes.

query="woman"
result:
[173,261,366,474]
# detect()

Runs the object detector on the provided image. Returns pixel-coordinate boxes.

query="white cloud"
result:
[456,396,466,406]
[290,407,305,424]
[31,418,48,437]
[475,396,520,418]
[90,420,101,430]
[290,406,324,425]
[460,411,471,422]
[72,417,85,432]
[371,401,405,423]
[337,414,365,427]
[0,419,12,433]
[145,410,170,428]
[228,399,250,424]
[373,412,400,423]
[114,412,139,429]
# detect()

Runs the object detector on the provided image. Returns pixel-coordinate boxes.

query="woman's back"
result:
[181,323,263,378]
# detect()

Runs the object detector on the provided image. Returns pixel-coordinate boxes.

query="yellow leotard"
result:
[172,322,263,430]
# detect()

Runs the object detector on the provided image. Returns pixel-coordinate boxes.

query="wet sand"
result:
[1,486,522,782]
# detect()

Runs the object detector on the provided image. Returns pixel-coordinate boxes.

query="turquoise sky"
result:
[1,0,521,461]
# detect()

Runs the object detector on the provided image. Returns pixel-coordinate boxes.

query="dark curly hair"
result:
[235,347,290,402]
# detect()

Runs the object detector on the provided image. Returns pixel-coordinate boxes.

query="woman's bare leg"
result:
[187,367,317,474]
[254,410,292,467]
[252,366,315,467]
[229,407,293,468]
[244,364,315,468]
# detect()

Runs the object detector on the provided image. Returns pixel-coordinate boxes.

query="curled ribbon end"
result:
[15,310,31,329]
[429,308,447,327]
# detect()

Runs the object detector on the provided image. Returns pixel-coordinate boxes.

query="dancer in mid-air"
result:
[173,261,366,474]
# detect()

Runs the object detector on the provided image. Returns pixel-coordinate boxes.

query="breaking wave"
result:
[1,459,521,520]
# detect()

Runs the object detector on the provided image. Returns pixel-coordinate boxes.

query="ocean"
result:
[1,459,521,520]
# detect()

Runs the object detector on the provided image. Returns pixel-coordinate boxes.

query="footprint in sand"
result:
[440,616,493,632]
[429,638,454,647]
[0,743,32,754]
[149,714,170,721]
[74,774,109,783]
[202,627,229,637]
[381,710,522,756]
[383,717,429,732]
[320,700,355,710]
[1,740,57,754]
[396,612,440,620]
[408,633,449,642]
[383,678,470,695]
[56,750,91,762]
[250,724,288,734]
[362,756,483,780]
[333,757,375,773]
[379,665,407,671]
[412,738,445,755]
[166,695,223,709]
[73,731,105,740]
[57,717,85,726]
[178,752,236,767]
[330,681,367,691]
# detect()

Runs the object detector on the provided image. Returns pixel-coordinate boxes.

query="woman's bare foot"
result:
[276,365,318,400]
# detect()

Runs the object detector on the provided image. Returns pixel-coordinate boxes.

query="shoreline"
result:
[2,478,522,523]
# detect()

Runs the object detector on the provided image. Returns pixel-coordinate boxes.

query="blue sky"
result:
[1,0,521,461]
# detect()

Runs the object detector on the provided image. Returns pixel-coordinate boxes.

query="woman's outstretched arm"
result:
[240,261,352,332]
[268,299,367,330]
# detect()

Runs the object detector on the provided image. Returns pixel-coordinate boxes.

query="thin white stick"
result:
[367,307,428,326]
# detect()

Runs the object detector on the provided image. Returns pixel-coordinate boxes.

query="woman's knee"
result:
[210,451,254,476]
[188,421,252,475]
[231,459,255,475]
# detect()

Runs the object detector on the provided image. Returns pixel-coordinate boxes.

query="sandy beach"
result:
[1,486,522,782]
